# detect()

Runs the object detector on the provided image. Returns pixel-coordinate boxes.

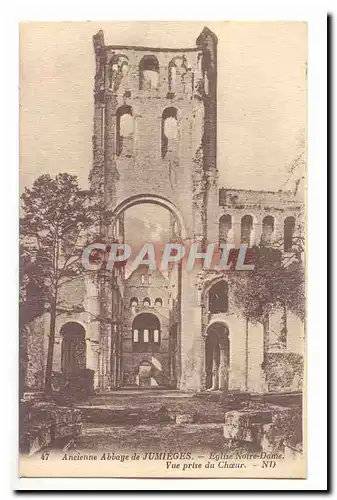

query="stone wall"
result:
[24,315,46,392]
[264,352,303,392]
[122,266,171,386]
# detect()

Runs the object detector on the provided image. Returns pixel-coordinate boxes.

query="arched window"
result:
[148,274,152,285]
[130,297,138,313]
[168,61,177,91]
[219,214,232,244]
[116,105,133,157]
[161,107,178,158]
[168,56,189,93]
[141,274,145,285]
[208,281,229,314]
[154,298,163,307]
[261,216,275,244]
[241,215,254,246]
[139,55,159,90]
[108,54,129,89]
[132,313,161,352]
[284,217,295,252]
[120,60,128,77]
[143,297,151,307]
[133,329,139,342]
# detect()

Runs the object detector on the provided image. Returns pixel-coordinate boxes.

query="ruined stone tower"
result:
[85,26,304,393]
[90,27,219,391]
[24,27,304,396]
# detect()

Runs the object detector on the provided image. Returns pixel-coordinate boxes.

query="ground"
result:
[44,389,302,454]
[74,422,255,455]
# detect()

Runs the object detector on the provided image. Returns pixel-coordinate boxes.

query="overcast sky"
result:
[20,21,307,194]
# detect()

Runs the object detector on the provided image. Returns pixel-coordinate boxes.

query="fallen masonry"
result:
[223,403,302,454]
[20,396,82,455]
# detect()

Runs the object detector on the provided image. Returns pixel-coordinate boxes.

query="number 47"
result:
[41,453,50,460]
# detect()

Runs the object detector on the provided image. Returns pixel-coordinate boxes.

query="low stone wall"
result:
[20,400,82,455]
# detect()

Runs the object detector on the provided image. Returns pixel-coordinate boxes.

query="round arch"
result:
[110,194,187,239]
[202,277,229,306]
[132,312,161,331]
[132,312,161,350]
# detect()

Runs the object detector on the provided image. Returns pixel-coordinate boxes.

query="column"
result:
[219,347,227,390]
[104,93,118,209]
[212,350,219,390]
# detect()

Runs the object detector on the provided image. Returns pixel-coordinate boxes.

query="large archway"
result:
[110,194,187,240]
[132,313,161,353]
[60,322,86,376]
[205,322,229,390]
[109,195,184,389]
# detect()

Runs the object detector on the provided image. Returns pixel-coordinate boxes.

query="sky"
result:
[20,21,307,194]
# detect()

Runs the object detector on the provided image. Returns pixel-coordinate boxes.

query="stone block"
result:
[54,422,82,440]
[176,413,195,424]
[20,402,83,455]
[223,403,302,453]
[20,426,52,456]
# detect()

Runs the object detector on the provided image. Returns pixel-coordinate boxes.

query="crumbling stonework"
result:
[20,400,82,455]
[25,26,304,396]
[223,403,302,454]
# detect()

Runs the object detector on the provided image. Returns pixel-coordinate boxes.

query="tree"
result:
[20,173,99,393]
[229,246,304,320]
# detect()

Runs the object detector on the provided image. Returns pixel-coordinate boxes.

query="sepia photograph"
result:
[18,20,308,480]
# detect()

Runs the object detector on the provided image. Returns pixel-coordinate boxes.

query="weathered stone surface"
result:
[22,392,45,403]
[176,413,195,424]
[20,402,83,455]
[223,406,273,443]
[77,403,171,425]
[54,422,82,440]
[223,403,302,453]
[20,427,53,456]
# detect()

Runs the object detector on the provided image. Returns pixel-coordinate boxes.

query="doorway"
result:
[138,361,152,387]
[60,322,86,376]
[205,322,229,390]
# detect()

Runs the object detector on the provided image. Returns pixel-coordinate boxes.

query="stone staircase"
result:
[75,388,254,426]
[71,389,302,456]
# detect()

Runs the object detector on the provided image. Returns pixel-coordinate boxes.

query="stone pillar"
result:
[86,340,99,389]
[104,92,118,209]
[219,347,227,390]
[206,171,220,246]
[212,352,219,390]
[52,335,62,373]
[252,216,261,246]
[179,266,203,391]
[247,321,266,393]
[234,220,241,248]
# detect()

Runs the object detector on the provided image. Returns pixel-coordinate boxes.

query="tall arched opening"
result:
[60,322,86,376]
[109,195,185,389]
[205,322,229,390]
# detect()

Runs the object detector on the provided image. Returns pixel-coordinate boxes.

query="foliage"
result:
[20,173,100,392]
[228,245,305,323]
